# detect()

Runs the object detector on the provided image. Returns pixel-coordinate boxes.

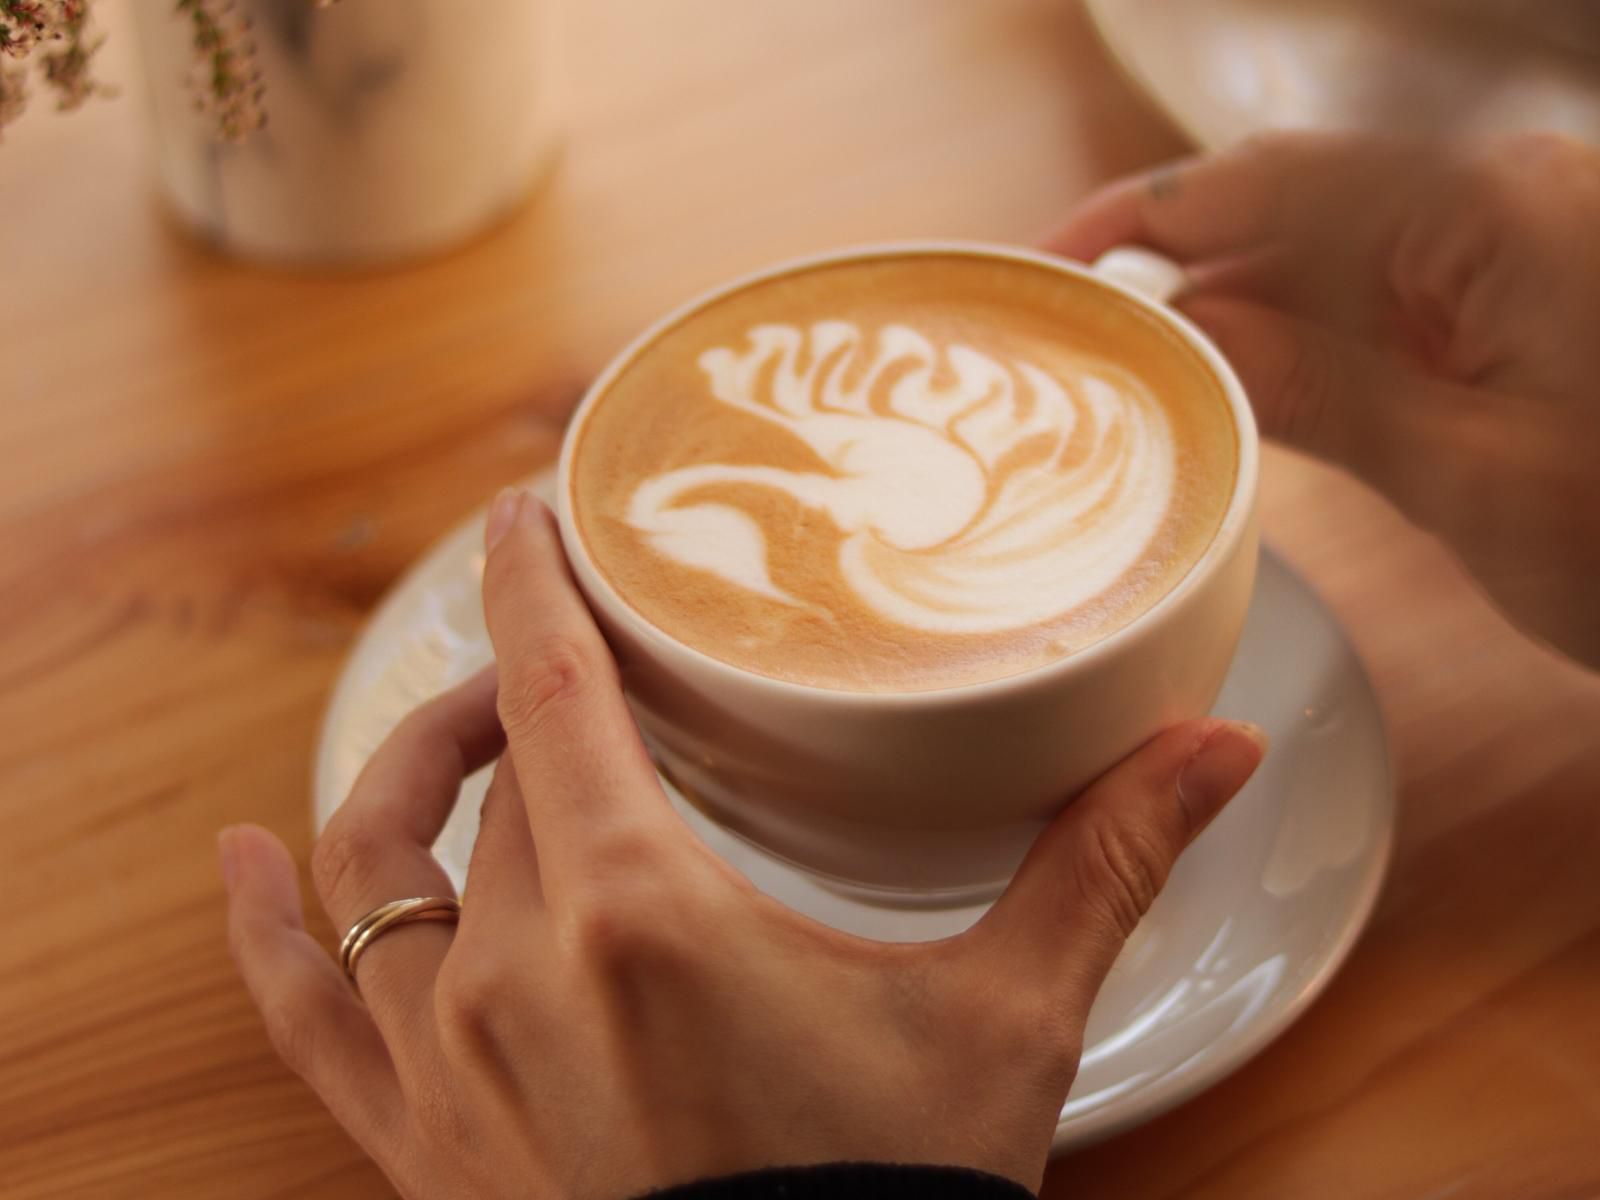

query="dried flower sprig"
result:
[39,1,104,111]
[1,0,344,144]
[0,0,109,138]
[175,0,265,142]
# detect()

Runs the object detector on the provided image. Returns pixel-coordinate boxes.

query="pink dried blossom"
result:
[1,1,51,60]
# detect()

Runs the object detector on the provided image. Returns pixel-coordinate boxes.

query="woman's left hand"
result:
[220,489,1264,1199]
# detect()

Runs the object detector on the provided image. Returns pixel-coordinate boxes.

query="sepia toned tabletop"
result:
[2,2,1598,1197]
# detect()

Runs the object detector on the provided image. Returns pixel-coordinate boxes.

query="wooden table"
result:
[4,2,1598,1197]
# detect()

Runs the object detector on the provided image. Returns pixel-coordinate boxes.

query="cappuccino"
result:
[569,252,1237,691]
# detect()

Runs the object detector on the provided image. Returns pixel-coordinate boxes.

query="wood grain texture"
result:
[1,2,1597,1198]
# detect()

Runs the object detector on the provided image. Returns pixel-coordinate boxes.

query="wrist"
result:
[638,1161,1038,1199]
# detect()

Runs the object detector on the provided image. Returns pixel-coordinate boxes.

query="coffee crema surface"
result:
[570,253,1238,691]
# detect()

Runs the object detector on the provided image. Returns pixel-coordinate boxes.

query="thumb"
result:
[1181,293,1467,518]
[978,719,1266,1002]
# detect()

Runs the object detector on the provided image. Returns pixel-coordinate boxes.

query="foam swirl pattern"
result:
[625,322,1175,634]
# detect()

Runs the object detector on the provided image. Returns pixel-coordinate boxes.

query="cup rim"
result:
[556,239,1260,708]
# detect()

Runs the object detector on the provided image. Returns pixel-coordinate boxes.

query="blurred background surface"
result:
[1089,0,1600,147]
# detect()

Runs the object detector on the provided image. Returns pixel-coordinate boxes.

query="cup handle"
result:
[1091,246,1188,305]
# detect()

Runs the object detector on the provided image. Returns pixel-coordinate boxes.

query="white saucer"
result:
[1086,0,1600,150]
[313,469,1394,1152]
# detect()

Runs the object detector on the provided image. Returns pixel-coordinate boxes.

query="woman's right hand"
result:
[220,493,1266,1199]
[1048,131,1600,669]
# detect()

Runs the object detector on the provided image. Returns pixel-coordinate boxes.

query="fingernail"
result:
[1177,721,1268,834]
[217,826,241,895]
[485,488,524,552]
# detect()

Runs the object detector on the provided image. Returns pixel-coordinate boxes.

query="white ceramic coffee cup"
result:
[557,242,1259,896]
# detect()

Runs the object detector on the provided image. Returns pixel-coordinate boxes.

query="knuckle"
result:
[434,956,511,1046]
[496,633,610,740]
[310,817,382,907]
[1075,818,1170,940]
[568,898,653,964]
[1389,156,1523,384]
[563,875,690,974]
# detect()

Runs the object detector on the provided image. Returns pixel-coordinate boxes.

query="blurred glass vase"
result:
[132,0,560,265]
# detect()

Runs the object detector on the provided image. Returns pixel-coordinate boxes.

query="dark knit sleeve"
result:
[639,1161,1037,1199]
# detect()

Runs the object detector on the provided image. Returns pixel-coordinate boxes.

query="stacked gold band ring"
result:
[339,896,462,985]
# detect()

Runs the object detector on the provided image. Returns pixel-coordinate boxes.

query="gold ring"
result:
[339,896,461,985]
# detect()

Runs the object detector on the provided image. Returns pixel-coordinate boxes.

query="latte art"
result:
[569,253,1237,691]
[626,322,1174,634]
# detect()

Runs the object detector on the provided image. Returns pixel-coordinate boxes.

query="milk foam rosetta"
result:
[571,254,1237,691]
[627,322,1174,634]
